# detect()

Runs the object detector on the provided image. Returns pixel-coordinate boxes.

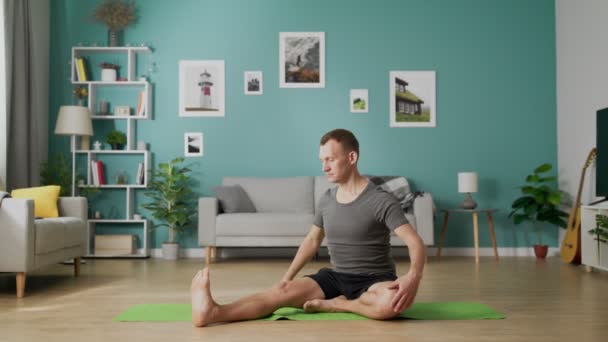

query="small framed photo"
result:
[279,32,325,88]
[350,89,368,113]
[389,71,436,127]
[244,71,263,95]
[184,132,203,157]
[179,60,225,117]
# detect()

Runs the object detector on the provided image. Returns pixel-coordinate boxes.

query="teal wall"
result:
[50,0,557,249]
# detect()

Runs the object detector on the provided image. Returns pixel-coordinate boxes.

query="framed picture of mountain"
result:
[350,89,368,113]
[184,132,203,157]
[389,71,436,127]
[279,32,325,88]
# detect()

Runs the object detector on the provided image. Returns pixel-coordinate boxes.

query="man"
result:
[191,128,426,327]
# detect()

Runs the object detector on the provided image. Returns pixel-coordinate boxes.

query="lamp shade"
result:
[458,172,478,193]
[54,105,93,136]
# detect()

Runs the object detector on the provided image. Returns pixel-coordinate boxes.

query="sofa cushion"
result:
[11,185,60,218]
[223,177,314,214]
[212,185,256,213]
[34,217,85,254]
[216,213,313,237]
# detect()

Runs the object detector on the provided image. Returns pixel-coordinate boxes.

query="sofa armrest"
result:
[413,193,435,246]
[0,198,35,271]
[198,197,218,247]
[58,197,88,222]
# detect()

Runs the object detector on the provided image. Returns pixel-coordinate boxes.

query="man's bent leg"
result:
[191,268,324,327]
[303,281,399,320]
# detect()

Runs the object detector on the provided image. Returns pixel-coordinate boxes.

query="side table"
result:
[436,208,499,264]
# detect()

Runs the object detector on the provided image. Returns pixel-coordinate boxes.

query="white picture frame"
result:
[350,89,369,113]
[244,71,263,95]
[279,32,325,88]
[179,60,225,117]
[184,132,203,157]
[389,71,436,127]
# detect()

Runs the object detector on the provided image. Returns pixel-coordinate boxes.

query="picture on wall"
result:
[350,89,369,113]
[389,71,436,127]
[244,71,263,95]
[279,32,325,88]
[179,60,225,117]
[184,132,203,157]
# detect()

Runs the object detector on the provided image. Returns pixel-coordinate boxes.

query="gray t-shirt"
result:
[314,180,409,275]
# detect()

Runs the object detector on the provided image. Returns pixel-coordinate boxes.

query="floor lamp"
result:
[54,106,93,196]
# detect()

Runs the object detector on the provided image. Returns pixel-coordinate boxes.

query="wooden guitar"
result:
[561,148,597,264]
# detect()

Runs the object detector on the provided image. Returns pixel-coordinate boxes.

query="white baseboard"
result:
[145,247,561,259]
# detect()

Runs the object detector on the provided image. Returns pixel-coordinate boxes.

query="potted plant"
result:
[588,214,608,264]
[100,62,120,82]
[106,130,126,150]
[143,158,196,260]
[93,0,138,47]
[509,163,569,258]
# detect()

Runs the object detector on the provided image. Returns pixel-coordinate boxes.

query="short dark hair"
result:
[320,129,359,155]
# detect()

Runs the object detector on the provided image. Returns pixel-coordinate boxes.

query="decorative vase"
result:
[533,245,548,259]
[101,68,117,82]
[162,242,179,260]
[111,143,123,150]
[108,29,122,47]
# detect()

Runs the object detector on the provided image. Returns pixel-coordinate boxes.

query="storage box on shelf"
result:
[71,46,153,258]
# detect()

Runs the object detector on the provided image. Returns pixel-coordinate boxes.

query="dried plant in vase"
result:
[73,85,88,106]
[93,0,138,47]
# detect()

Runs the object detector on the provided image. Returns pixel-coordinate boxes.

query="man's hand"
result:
[388,272,421,313]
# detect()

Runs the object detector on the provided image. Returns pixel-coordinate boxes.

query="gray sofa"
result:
[198,176,434,259]
[0,197,87,297]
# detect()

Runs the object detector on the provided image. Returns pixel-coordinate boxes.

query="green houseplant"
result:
[106,130,126,150]
[93,0,138,47]
[508,163,569,258]
[143,158,196,260]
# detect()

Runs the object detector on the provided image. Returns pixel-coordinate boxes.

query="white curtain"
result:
[0,0,6,191]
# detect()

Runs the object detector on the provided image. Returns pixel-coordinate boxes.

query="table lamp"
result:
[458,172,478,209]
[54,105,93,196]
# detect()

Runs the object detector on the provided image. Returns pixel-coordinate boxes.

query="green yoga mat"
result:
[114,302,505,322]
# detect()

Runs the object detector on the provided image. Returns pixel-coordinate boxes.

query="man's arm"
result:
[388,223,427,313]
[281,225,325,282]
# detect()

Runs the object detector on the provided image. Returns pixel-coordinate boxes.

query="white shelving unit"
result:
[72,46,153,259]
[581,204,608,272]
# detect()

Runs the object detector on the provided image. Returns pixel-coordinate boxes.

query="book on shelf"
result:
[75,57,88,82]
[97,160,106,185]
[136,162,144,185]
[90,160,98,185]
[136,91,146,117]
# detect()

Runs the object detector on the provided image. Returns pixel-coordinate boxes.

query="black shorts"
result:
[305,267,397,300]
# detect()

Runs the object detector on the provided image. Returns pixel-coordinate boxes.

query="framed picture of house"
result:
[279,32,325,88]
[244,71,263,95]
[184,132,203,157]
[350,89,369,113]
[179,60,225,117]
[389,71,436,127]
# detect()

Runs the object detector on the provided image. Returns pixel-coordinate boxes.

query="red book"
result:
[97,160,106,185]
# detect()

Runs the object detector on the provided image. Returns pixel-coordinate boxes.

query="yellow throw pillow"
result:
[11,185,61,218]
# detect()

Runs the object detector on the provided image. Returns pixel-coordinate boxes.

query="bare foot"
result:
[191,268,220,327]
[303,295,348,313]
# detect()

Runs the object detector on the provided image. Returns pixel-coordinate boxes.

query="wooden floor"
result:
[0,256,606,342]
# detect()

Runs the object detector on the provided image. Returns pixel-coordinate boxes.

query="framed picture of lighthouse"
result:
[279,32,325,88]
[389,71,436,128]
[179,60,225,117]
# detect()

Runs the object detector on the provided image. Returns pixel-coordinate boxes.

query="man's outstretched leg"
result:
[191,268,324,327]
[303,281,400,320]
